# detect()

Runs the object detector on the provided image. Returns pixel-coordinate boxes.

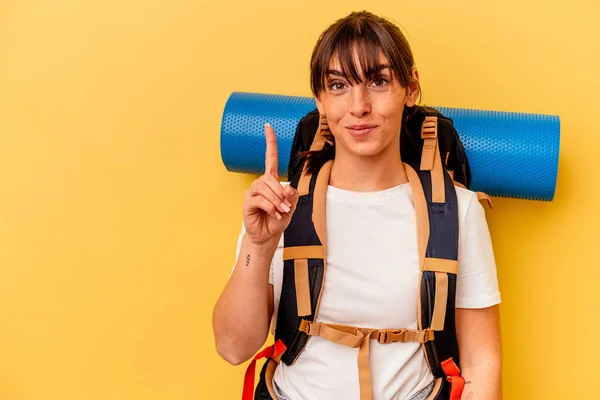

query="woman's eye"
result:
[329,81,346,91]
[371,77,388,87]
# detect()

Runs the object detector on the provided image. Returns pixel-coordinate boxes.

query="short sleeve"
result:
[230,221,277,285]
[456,192,502,308]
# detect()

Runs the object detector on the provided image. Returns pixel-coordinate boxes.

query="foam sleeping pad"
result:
[220,92,560,201]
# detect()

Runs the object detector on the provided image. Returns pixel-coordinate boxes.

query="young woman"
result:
[213,11,501,400]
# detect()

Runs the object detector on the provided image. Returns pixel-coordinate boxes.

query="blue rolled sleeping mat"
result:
[220,92,560,201]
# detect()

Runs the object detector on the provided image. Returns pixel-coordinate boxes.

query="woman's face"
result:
[315,51,419,160]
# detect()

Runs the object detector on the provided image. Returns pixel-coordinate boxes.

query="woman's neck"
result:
[329,143,408,192]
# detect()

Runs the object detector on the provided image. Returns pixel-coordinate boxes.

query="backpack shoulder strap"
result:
[276,115,332,366]
[406,162,465,398]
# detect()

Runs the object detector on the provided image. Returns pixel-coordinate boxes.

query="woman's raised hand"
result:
[243,123,299,246]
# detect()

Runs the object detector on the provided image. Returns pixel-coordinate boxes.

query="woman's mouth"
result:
[346,124,378,139]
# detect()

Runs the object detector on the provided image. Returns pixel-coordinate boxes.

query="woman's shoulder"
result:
[453,185,486,226]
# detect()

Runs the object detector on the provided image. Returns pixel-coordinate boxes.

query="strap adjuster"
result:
[378,329,407,344]
[423,329,435,342]
[298,319,311,334]
[421,119,437,139]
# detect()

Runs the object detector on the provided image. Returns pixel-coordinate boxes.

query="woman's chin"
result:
[345,142,386,158]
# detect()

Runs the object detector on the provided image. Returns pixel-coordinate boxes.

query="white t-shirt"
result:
[234,182,500,400]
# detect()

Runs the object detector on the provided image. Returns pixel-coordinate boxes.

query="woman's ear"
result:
[315,96,324,116]
[405,67,420,107]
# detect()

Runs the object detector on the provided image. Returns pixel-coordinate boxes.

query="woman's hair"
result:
[299,11,417,176]
[310,11,415,97]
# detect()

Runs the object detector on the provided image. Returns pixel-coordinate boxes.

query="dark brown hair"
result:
[310,11,415,97]
[300,11,417,175]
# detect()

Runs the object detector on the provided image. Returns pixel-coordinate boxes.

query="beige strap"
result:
[477,191,493,209]
[297,115,329,196]
[426,378,444,399]
[299,320,366,347]
[294,259,312,317]
[297,165,312,196]
[420,117,437,171]
[282,245,324,261]
[299,320,434,400]
[264,359,279,398]
[312,160,332,253]
[357,332,375,400]
[423,257,458,274]
[430,272,449,331]
[406,163,429,347]
[419,116,445,203]
[405,164,430,271]
[431,143,445,204]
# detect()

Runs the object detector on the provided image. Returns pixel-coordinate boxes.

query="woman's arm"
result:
[213,123,297,365]
[455,305,502,399]
[212,234,277,365]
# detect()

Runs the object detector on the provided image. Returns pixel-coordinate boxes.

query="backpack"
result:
[244,106,470,400]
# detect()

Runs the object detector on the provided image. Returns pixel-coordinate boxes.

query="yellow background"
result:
[1,0,598,399]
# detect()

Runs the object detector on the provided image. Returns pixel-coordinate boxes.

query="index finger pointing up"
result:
[264,123,279,178]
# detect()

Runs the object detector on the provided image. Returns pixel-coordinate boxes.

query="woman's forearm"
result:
[455,306,502,400]
[460,360,502,400]
[212,234,278,365]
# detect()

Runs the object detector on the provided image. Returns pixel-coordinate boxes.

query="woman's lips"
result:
[346,124,378,139]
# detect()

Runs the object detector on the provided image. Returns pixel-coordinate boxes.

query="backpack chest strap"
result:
[299,319,434,400]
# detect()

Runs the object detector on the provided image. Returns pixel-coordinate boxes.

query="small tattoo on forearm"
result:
[465,381,472,384]
[246,254,251,267]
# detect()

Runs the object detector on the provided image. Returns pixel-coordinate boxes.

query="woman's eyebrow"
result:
[326,69,346,77]
[370,65,391,74]
[327,65,390,76]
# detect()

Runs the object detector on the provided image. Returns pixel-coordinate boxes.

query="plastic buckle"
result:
[424,329,435,342]
[298,319,310,334]
[421,120,437,139]
[378,329,407,344]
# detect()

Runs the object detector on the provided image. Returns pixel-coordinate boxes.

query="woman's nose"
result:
[349,86,371,118]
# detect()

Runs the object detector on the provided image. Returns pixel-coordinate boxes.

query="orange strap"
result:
[447,376,465,400]
[441,358,465,400]
[441,358,461,376]
[242,340,287,400]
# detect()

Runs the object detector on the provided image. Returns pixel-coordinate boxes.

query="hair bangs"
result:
[334,25,388,87]
[310,12,414,96]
